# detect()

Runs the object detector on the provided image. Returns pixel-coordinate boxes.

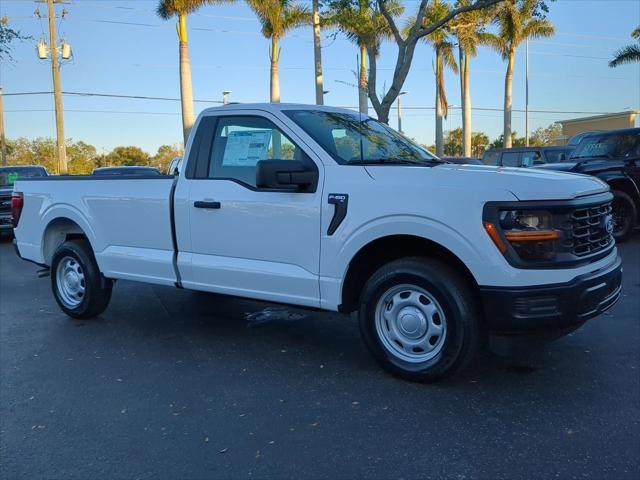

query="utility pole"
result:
[397,91,407,134]
[47,0,67,174]
[312,0,324,105]
[525,38,529,147]
[0,87,6,166]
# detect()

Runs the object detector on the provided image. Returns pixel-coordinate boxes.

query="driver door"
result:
[179,111,324,308]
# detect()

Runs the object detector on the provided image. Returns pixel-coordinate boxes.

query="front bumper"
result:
[480,255,622,335]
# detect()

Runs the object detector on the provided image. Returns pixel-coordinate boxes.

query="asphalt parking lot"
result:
[1,236,639,479]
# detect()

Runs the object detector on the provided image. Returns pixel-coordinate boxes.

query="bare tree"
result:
[367,0,504,124]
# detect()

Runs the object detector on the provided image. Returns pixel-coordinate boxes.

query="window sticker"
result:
[222,129,272,166]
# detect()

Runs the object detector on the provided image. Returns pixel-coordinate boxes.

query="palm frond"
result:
[157,0,234,19]
[282,5,312,33]
[441,42,458,74]
[609,44,640,68]
[523,18,555,40]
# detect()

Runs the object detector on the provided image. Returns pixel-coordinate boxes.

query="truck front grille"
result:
[567,202,613,257]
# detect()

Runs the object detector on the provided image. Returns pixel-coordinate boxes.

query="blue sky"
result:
[1,0,639,153]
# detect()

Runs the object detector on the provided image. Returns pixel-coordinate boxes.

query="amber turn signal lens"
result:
[483,221,507,253]
[504,230,559,242]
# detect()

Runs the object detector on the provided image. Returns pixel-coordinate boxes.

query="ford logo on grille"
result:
[603,214,614,235]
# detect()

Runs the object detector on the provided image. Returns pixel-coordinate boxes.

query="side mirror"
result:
[256,160,317,191]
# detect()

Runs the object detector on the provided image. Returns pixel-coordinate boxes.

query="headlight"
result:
[485,209,559,261]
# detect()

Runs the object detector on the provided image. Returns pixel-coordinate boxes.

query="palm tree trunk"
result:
[503,49,515,148]
[270,36,281,103]
[458,46,465,157]
[463,53,471,157]
[358,44,368,114]
[178,14,195,146]
[435,50,444,157]
[312,0,324,105]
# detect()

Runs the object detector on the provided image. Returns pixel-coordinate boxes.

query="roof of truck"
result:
[202,103,363,116]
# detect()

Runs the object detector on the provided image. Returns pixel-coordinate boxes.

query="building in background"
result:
[556,110,638,145]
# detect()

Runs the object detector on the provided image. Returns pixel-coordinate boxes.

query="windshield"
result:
[284,110,439,165]
[571,132,640,159]
[0,167,46,187]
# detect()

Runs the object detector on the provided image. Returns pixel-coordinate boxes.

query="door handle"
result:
[194,200,221,209]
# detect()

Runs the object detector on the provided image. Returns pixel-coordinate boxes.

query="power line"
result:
[4,91,224,104]
[6,109,179,115]
[3,90,621,116]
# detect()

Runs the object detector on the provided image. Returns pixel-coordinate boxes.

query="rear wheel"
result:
[51,239,112,319]
[611,190,637,242]
[358,257,480,382]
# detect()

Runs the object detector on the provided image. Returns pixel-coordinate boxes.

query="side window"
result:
[501,151,520,167]
[483,151,499,166]
[208,116,301,188]
[521,150,543,167]
[545,150,565,163]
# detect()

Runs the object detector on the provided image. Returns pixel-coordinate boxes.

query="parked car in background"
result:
[0,165,48,237]
[167,156,183,175]
[441,156,483,165]
[12,103,622,382]
[536,128,640,241]
[482,146,570,167]
[92,166,161,176]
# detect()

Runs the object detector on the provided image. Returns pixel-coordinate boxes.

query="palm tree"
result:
[453,0,494,157]
[407,0,458,157]
[312,0,324,105]
[157,1,234,144]
[327,0,402,115]
[488,0,554,148]
[609,27,640,68]
[247,0,311,103]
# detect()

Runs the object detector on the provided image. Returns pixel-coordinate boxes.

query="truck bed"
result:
[14,175,179,286]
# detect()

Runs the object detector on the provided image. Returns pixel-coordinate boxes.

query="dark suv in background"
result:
[536,128,640,241]
[0,165,48,238]
[482,146,570,167]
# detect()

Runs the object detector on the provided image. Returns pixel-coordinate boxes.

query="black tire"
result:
[611,190,637,242]
[358,257,480,382]
[51,239,112,319]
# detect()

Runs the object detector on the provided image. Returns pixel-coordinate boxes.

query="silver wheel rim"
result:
[374,284,447,363]
[56,256,86,308]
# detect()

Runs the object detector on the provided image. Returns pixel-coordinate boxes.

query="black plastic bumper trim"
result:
[480,255,622,335]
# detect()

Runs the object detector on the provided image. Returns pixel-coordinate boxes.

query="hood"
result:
[364,163,609,201]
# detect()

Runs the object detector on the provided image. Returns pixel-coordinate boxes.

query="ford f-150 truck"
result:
[12,104,623,381]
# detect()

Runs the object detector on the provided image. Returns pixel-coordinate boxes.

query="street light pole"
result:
[47,0,67,174]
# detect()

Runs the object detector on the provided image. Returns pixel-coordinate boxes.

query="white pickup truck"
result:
[12,104,622,381]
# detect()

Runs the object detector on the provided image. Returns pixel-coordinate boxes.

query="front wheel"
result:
[611,190,637,242]
[51,239,112,319]
[358,257,481,382]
